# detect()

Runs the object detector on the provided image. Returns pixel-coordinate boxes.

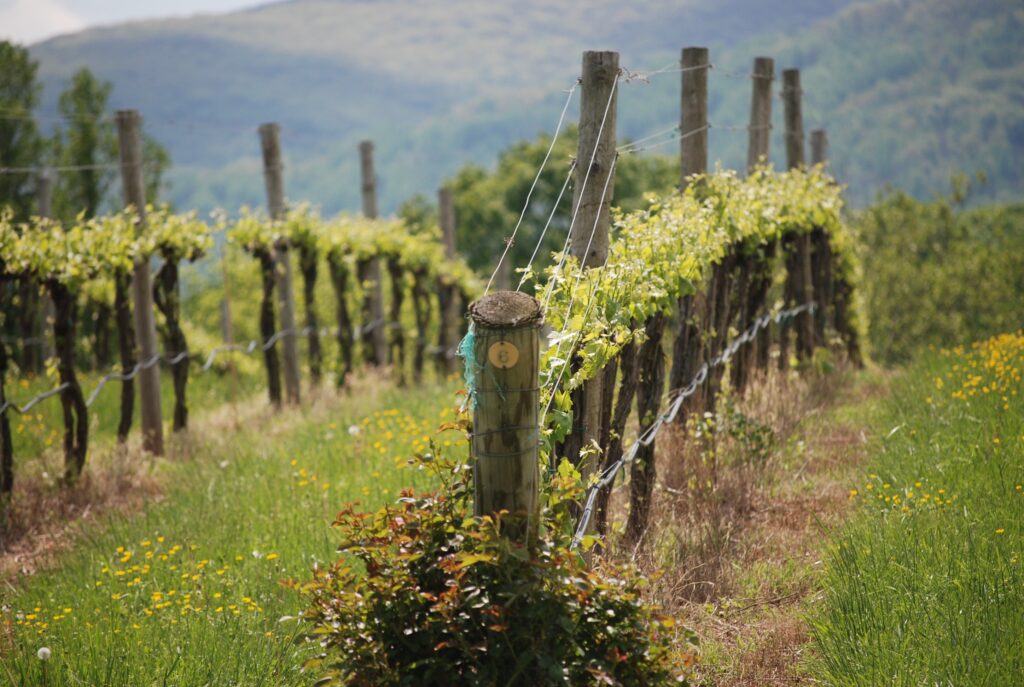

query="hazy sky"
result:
[0,0,264,44]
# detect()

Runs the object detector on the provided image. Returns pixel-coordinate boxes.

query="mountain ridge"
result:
[25,0,1022,214]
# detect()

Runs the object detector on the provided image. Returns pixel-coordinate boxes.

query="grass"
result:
[810,332,1024,684]
[619,358,889,686]
[7,364,264,462]
[0,375,465,685]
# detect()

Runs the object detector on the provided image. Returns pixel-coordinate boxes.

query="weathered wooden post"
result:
[780,69,815,364]
[669,47,711,415]
[467,291,542,544]
[437,186,460,376]
[682,46,732,418]
[744,56,776,378]
[259,123,302,404]
[810,128,828,166]
[37,171,56,364]
[564,50,618,500]
[809,128,832,341]
[116,110,163,455]
[680,46,709,191]
[358,140,388,367]
[782,70,806,170]
[747,57,774,173]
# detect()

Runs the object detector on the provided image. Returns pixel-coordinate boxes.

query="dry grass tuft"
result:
[601,360,885,683]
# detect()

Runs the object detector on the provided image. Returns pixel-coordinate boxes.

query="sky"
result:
[0,0,264,44]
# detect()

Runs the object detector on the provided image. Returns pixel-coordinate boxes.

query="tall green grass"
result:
[1,379,463,685]
[7,365,263,466]
[811,333,1024,684]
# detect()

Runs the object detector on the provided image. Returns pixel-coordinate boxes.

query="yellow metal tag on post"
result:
[488,341,520,369]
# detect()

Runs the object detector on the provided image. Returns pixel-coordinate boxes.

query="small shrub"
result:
[293,446,696,686]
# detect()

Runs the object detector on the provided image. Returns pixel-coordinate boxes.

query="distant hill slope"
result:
[28,0,1022,213]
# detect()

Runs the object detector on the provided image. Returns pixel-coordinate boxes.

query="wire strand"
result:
[515,160,576,292]
[540,75,620,310]
[568,301,817,548]
[484,81,578,295]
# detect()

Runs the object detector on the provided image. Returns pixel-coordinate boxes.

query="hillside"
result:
[28,0,1023,213]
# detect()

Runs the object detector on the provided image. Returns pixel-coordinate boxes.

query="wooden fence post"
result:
[742,56,777,381]
[564,49,618,500]
[259,123,302,404]
[809,128,832,341]
[669,47,710,416]
[782,70,805,171]
[810,128,828,166]
[682,46,733,418]
[781,69,815,364]
[358,140,388,367]
[747,57,774,173]
[437,187,460,376]
[468,291,542,545]
[37,171,56,364]
[680,46,709,191]
[116,109,163,456]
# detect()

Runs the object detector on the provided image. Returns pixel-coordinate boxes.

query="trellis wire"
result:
[484,81,579,295]
[539,72,621,311]
[0,317,418,417]
[569,301,816,549]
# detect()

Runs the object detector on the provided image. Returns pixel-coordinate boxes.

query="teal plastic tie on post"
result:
[457,323,479,409]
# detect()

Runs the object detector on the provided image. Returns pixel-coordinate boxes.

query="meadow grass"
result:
[1,376,464,685]
[810,332,1024,684]
[7,364,264,463]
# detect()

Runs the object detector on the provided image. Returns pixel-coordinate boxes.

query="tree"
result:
[0,41,42,221]
[0,42,44,373]
[53,68,117,221]
[50,68,171,369]
[397,193,439,236]
[448,126,678,284]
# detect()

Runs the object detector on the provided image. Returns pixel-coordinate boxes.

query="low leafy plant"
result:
[293,443,696,686]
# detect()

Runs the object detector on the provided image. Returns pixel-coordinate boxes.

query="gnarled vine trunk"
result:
[17,276,41,373]
[1,337,14,498]
[752,240,777,372]
[778,232,799,370]
[595,335,639,537]
[113,272,136,442]
[702,250,738,415]
[625,311,667,545]
[299,246,322,385]
[328,257,354,386]
[386,258,406,385]
[91,301,114,371]
[410,269,431,384]
[51,282,88,483]
[257,251,282,408]
[669,293,703,424]
[153,259,190,431]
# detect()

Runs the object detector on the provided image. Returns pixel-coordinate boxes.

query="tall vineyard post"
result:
[259,123,302,405]
[37,171,56,363]
[438,187,460,377]
[116,109,164,456]
[748,57,776,374]
[781,69,815,363]
[358,140,388,367]
[629,47,709,543]
[668,48,710,422]
[563,50,618,544]
[812,129,862,365]
[734,56,777,391]
[468,292,543,546]
[810,128,834,344]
